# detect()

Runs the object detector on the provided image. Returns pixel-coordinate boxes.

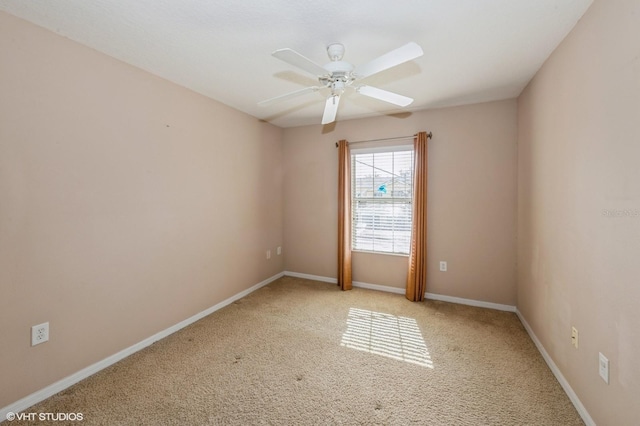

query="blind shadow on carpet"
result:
[10,276,584,426]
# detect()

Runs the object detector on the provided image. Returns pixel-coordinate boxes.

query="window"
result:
[352,147,414,254]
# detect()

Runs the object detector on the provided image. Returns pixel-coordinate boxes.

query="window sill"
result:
[351,250,409,258]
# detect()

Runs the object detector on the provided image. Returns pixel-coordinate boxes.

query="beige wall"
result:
[283,99,518,305]
[517,0,640,424]
[10,1,638,422]
[0,12,283,408]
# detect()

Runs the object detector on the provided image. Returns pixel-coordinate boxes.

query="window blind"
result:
[351,148,414,254]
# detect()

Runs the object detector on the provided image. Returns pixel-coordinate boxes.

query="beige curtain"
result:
[337,139,352,291]
[406,131,429,301]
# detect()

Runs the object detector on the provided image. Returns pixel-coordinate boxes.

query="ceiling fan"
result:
[258,42,424,125]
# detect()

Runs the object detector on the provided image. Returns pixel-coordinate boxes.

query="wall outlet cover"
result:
[599,352,609,384]
[31,322,49,346]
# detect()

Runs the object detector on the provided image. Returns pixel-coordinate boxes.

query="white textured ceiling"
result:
[1,0,593,128]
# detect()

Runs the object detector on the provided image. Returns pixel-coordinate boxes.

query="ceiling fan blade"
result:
[321,95,340,125]
[258,86,320,106]
[357,85,414,107]
[353,42,424,79]
[272,48,329,77]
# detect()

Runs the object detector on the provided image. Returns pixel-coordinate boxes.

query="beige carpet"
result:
[7,276,583,425]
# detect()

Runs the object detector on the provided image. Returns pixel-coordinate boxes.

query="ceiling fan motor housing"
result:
[322,60,355,95]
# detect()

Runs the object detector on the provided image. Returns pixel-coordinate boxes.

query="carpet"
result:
[6,276,583,425]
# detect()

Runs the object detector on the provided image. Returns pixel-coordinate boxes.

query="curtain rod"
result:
[335,132,432,147]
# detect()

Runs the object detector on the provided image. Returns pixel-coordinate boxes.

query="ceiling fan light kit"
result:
[259,42,424,125]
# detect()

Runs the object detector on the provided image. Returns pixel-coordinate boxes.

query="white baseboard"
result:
[353,281,405,295]
[283,271,516,312]
[425,292,516,313]
[284,271,337,284]
[515,309,595,426]
[283,272,405,295]
[0,271,284,420]
[3,271,593,426]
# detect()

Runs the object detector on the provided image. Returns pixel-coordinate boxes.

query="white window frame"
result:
[351,145,414,255]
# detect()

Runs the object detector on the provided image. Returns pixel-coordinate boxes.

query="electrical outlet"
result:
[599,352,609,384]
[31,322,49,346]
[571,326,579,348]
[277,246,282,255]
[266,250,271,260]
[439,261,447,272]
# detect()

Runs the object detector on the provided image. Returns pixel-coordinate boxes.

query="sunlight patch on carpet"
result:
[340,308,434,368]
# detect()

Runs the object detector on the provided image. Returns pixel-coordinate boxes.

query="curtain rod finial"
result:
[428,132,433,139]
